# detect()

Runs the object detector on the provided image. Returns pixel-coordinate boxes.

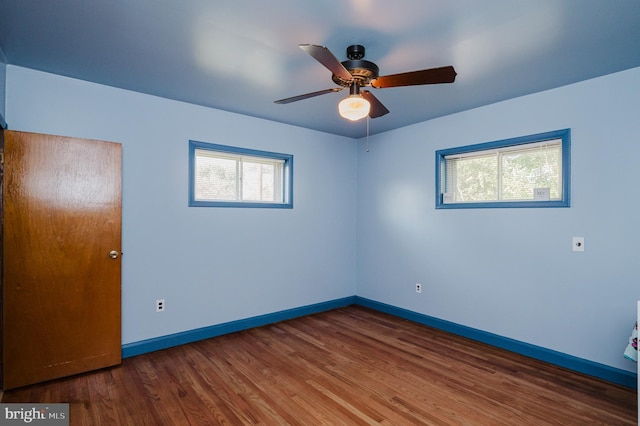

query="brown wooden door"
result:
[1,130,122,390]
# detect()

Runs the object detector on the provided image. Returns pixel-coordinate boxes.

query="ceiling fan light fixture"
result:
[338,95,371,121]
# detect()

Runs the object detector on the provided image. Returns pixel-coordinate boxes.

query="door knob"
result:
[109,250,120,259]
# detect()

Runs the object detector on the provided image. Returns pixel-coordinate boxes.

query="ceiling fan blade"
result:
[361,90,390,118]
[274,87,344,104]
[371,65,457,88]
[299,44,353,82]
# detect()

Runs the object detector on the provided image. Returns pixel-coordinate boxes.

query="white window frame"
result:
[435,129,570,209]
[189,140,293,208]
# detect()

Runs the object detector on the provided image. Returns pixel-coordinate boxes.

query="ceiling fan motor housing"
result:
[332,44,379,86]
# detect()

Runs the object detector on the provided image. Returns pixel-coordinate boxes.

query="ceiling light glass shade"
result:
[338,95,371,121]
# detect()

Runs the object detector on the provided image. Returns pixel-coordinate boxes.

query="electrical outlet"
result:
[415,283,422,293]
[156,299,165,312]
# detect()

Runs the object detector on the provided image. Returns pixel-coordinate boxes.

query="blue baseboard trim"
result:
[122,296,356,358]
[354,297,637,389]
[122,295,636,389]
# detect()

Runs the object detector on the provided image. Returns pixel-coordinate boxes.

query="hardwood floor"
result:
[2,306,636,425]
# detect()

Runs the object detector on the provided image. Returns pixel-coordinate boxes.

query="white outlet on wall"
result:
[156,299,165,312]
[415,283,422,293]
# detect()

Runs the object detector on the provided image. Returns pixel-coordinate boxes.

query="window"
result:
[189,140,293,208]
[436,129,570,209]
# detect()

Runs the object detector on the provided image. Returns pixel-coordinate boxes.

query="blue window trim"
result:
[189,140,293,209]
[435,129,571,209]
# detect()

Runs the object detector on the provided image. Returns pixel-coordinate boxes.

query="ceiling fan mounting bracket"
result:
[346,44,365,60]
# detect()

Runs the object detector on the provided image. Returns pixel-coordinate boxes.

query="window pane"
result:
[194,151,237,201]
[501,144,561,200]
[447,154,497,202]
[242,161,276,201]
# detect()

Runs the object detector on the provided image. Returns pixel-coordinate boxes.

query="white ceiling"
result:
[1,0,639,138]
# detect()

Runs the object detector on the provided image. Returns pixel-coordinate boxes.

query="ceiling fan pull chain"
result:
[366,116,370,153]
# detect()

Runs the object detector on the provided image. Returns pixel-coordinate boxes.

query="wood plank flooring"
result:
[2,306,636,425]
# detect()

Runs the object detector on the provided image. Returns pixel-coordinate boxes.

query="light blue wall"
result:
[6,63,640,374]
[356,66,640,372]
[5,66,358,345]
[0,46,6,123]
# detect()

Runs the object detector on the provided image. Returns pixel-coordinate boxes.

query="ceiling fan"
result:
[274,44,457,121]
